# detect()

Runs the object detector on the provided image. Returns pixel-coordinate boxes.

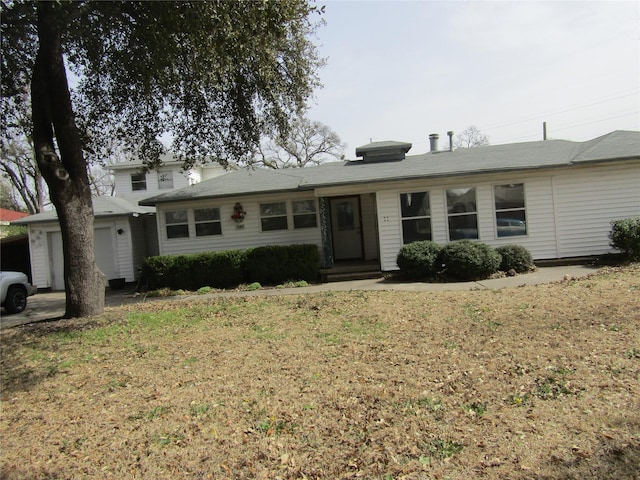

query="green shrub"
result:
[245,244,319,285]
[396,241,443,280]
[609,217,640,261]
[142,249,246,290]
[496,244,534,273]
[439,240,501,281]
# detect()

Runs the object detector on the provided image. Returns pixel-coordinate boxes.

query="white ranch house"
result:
[140,130,640,274]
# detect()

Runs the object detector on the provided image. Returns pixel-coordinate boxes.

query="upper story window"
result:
[400,191,431,244]
[446,187,478,240]
[292,200,317,229]
[494,183,527,237]
[194,208,221,236]
[158,171,174,190]
[165,210,189,239]
[131,172,147,191]
[260,202,288,231]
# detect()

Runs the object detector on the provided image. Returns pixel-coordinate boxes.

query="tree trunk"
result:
[31,2,105,318]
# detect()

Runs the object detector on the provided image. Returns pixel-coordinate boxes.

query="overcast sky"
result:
[306,1,640,157]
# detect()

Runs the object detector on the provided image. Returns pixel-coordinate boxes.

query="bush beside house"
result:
[142,244,319,291]
[609,217,640,261]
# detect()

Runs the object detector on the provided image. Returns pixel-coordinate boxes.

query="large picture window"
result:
[446,187,478,240]
[194,208,221,237]
[165,210,189,238]
[292,200,317,229]
[131,172,147,191]
[260,202,288,231]
[494,184,527,237]
[400,191,431,244]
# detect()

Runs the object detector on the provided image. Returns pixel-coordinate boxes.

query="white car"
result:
[1,271,37,314]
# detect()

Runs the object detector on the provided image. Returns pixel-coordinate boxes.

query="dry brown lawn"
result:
[1,264,639,479]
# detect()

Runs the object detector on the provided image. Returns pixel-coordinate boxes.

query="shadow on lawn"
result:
[535,417,640,480]
[0,316,100,395]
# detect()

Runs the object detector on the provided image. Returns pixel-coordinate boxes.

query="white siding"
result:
[376,190,403,271]
[553,163,640,258]
[27,224,54,289]
[372,163,639,271]
[113,168,193,203]
[157,192,323,256]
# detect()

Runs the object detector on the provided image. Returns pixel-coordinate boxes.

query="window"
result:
[260,202,288,231]
[446,187,478,240]
[400,191,431,244]
[131,172,147,191]
[494,184,527,237]
[292,200,317,229]
[194,208,221,236]
[158,171,174,190]
[165,210,189,238]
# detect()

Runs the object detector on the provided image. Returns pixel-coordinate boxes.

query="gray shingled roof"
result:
[13,196,156,225]
[139,130,639,206]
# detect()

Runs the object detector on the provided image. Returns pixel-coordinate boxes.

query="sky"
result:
[306,1,640,157]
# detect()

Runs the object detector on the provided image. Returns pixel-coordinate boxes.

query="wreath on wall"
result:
[231,202,246,222]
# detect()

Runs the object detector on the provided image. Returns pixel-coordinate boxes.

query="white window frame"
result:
[260,202,288,232]
[158,171,174,190]
[131,172,147,191]
[446,187,478,240]
[194,207,222,237]
[292,199,318,229]
[493,183,527,238]
[400,191,431,244]
[165,210,189,239]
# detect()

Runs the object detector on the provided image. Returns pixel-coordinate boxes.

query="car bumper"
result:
[27,284,37,297]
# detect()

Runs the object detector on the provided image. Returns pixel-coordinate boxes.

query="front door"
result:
[330,196,363,260]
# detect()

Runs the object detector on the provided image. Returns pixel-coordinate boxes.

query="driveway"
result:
[1,264,599,329]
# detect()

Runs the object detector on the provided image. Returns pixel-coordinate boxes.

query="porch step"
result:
[322,270,383,283]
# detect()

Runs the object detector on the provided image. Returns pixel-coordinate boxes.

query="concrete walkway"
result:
[1,264,599,329]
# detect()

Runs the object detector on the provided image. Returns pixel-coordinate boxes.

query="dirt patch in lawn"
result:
[1,264,639,479]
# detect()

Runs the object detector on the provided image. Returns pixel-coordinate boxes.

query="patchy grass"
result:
[1,264,639,479]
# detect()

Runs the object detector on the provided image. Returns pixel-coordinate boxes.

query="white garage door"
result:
[48,228,116,291]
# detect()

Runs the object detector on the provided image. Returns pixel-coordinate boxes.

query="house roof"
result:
[12,196,156,225]
[0,208,29,223]
[139,130,640,206]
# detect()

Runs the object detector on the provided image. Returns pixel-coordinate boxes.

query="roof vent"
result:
[429,133,439,152]
[354,141,412,162]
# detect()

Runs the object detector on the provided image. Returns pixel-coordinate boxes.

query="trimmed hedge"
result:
[609,217,640,261]
[496,244,535,273]
[440,240,501,281]
[142,244,319,291]
[142,249,247,290]
[245,244,319,285]
[396,241,443,280]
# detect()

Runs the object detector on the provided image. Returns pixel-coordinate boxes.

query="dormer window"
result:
[131,172,147,191]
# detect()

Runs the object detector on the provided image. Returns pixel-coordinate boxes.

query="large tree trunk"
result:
[31,2,105,318]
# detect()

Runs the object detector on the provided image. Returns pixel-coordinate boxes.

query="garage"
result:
[47,227,116,290]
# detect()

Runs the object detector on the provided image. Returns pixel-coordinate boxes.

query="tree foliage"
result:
[454,125,490,149]
[250,117,345,169]
[1,0,324,317]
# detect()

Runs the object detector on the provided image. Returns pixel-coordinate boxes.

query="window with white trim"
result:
[158,171,174,189]
[292,199,317,229]
[131,172,147,191]
[494,183,527,237]
[260,202,288,231]
[194,208,221,236]
[446,187,478,240]
[400,191,431,244]
[165,210,189,238]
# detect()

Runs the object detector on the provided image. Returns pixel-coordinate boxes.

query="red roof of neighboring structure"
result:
[0,208,29,222]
